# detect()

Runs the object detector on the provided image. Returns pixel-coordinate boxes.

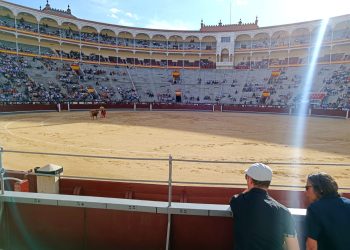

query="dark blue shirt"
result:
[306,196,350,250]
[230,188,297,250]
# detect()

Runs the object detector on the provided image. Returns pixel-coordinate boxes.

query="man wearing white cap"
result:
[229,163,300,250]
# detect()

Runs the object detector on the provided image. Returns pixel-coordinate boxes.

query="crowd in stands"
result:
[234,53,350,69]
[16,18,37,32]
[234,28,349,51]
[251,60,269,69]
[2,15,350,56]
[0,16,15,28]
[39,23,60,36]
[333,27,350,40]
[2,35,349,70]
[100,33,117,45]
[80,31,99,43]
[320,65,350,108]
[271,38,289,48]
[0,53,28,102]
[0,18,217,51]
[157,89,174,103]
[0,54,65,102]
[61,28,80,40]
[0,53,349,109]
[0,41,16,52]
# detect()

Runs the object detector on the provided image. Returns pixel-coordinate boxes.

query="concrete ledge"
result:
[0,191,306,217]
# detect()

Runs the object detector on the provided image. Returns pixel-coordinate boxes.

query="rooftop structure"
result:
[40,0,75,18]
[200,17,259,32]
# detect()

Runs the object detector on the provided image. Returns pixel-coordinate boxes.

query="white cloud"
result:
[110,8,121,14]
[106,6,139,23]
[145,19,195,30]
[108,13,118,19]
[125,12,139,20]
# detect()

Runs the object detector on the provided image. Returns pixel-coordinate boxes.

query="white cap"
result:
[245,163,272,181]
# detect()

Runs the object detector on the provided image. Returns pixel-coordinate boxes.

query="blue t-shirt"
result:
[230,188,297,250]
[306,196,350,250]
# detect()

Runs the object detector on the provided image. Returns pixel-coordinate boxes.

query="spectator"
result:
[305,172,350,250]
[230,163,299,250]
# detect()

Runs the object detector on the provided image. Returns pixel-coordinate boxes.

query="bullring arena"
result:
[1,1,350,249]
[1,110,350,187]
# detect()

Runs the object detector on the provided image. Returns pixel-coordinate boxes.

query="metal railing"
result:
[1,147,350,250]
[2,148,350,190]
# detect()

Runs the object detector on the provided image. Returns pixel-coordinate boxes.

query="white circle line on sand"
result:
[2,115,169,157]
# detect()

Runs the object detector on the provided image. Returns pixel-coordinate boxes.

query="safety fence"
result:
[0,103,349,119]
[1,148,350,250]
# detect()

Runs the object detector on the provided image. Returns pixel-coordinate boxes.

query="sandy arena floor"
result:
[0,111,349,188]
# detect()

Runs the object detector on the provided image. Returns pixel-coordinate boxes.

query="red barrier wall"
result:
[3,171,349,250]
[85,209,168,250]
[1,104,347,119]
[1,202,232,250]
[223,104,290,114]
[69,103,134,110]
[136,103,150,109]
[0,104,57,112]
[170,215,233,250]
[3,204,85,250]
[152,103,213,111]
[4,170,37,192]
[58,178,310,208]
[1,171,330,209]
[311,108,347,118]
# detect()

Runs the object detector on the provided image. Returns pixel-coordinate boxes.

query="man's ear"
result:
[246,176,253,186]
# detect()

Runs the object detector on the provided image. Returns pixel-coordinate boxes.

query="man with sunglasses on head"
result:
[229,163,299,250]
[305,172,350,250]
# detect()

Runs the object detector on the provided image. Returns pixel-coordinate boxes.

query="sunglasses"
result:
[305,185,312,191]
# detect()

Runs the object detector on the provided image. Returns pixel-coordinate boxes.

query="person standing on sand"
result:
[100,106,106,118]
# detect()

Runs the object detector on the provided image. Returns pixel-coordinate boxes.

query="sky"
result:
[4,0,350,30]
